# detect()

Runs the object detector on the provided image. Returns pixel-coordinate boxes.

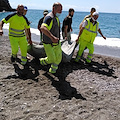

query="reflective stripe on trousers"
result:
[9,36,28,65]
[86,53,93,63]
[42,42,62,65]
[40,58,48,65]
[21,56,27,65]
[49,63,58,73]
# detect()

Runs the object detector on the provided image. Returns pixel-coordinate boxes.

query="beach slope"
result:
[0,36,120,120]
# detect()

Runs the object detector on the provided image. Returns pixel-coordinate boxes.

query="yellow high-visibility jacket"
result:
[80,18,99,43]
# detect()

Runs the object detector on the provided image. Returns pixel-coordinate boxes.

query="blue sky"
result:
[9,0,120,13]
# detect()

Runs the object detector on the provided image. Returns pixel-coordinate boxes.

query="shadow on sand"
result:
[4,57,117,100]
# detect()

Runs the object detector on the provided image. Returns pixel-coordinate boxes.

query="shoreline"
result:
[1,32,120,59]
[75,44,120,59]
[94,44,120,59]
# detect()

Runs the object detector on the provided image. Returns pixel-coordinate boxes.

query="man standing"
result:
[79,8,96,29]
[0,5,32,67]
[79,8,96,57]
[23,6,30,41]
[23,6,28,16]
[62,8,74,43]
[75,12,106,64]
[38,10,48,45]
[40,2,62,74]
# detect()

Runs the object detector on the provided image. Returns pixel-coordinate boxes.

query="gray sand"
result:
[0,36,120,120]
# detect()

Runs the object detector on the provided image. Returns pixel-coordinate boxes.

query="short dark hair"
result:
[53,2,62,8]
[69,8,74,13]
[91,8,96,12]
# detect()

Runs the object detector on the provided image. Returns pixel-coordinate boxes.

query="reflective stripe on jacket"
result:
[80,18,99,43]
[42,12,60,44]
[2,13,30,37]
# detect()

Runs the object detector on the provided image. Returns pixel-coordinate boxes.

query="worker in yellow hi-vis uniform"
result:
[40,2,62,74]
[75,12,106,64]
[0,5,32,67]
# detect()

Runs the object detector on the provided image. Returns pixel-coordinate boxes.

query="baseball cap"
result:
[24,6,28,11]
[93,12,99,16]
[43,10,48,15]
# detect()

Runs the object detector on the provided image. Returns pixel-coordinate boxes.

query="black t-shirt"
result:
[38,17,44,26]
[62,16,72,32]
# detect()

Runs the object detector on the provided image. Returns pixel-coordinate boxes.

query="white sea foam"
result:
[94,37,120,48]
[3,24,120,48]
[71,33,120,48]
[31,28,40,36]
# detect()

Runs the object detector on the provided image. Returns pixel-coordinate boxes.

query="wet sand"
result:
[0,36,120,120]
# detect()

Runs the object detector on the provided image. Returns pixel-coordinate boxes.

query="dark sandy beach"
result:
[0,36,120,120]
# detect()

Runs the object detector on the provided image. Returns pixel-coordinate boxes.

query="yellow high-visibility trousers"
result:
[40,42,62,73]
[76,39,94,63]
[9,36,27,65]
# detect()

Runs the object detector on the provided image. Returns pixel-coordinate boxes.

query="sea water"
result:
[0,10,120,58]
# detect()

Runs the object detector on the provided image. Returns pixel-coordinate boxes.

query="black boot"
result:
[23,63,29,69]
[11,56,16,63]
